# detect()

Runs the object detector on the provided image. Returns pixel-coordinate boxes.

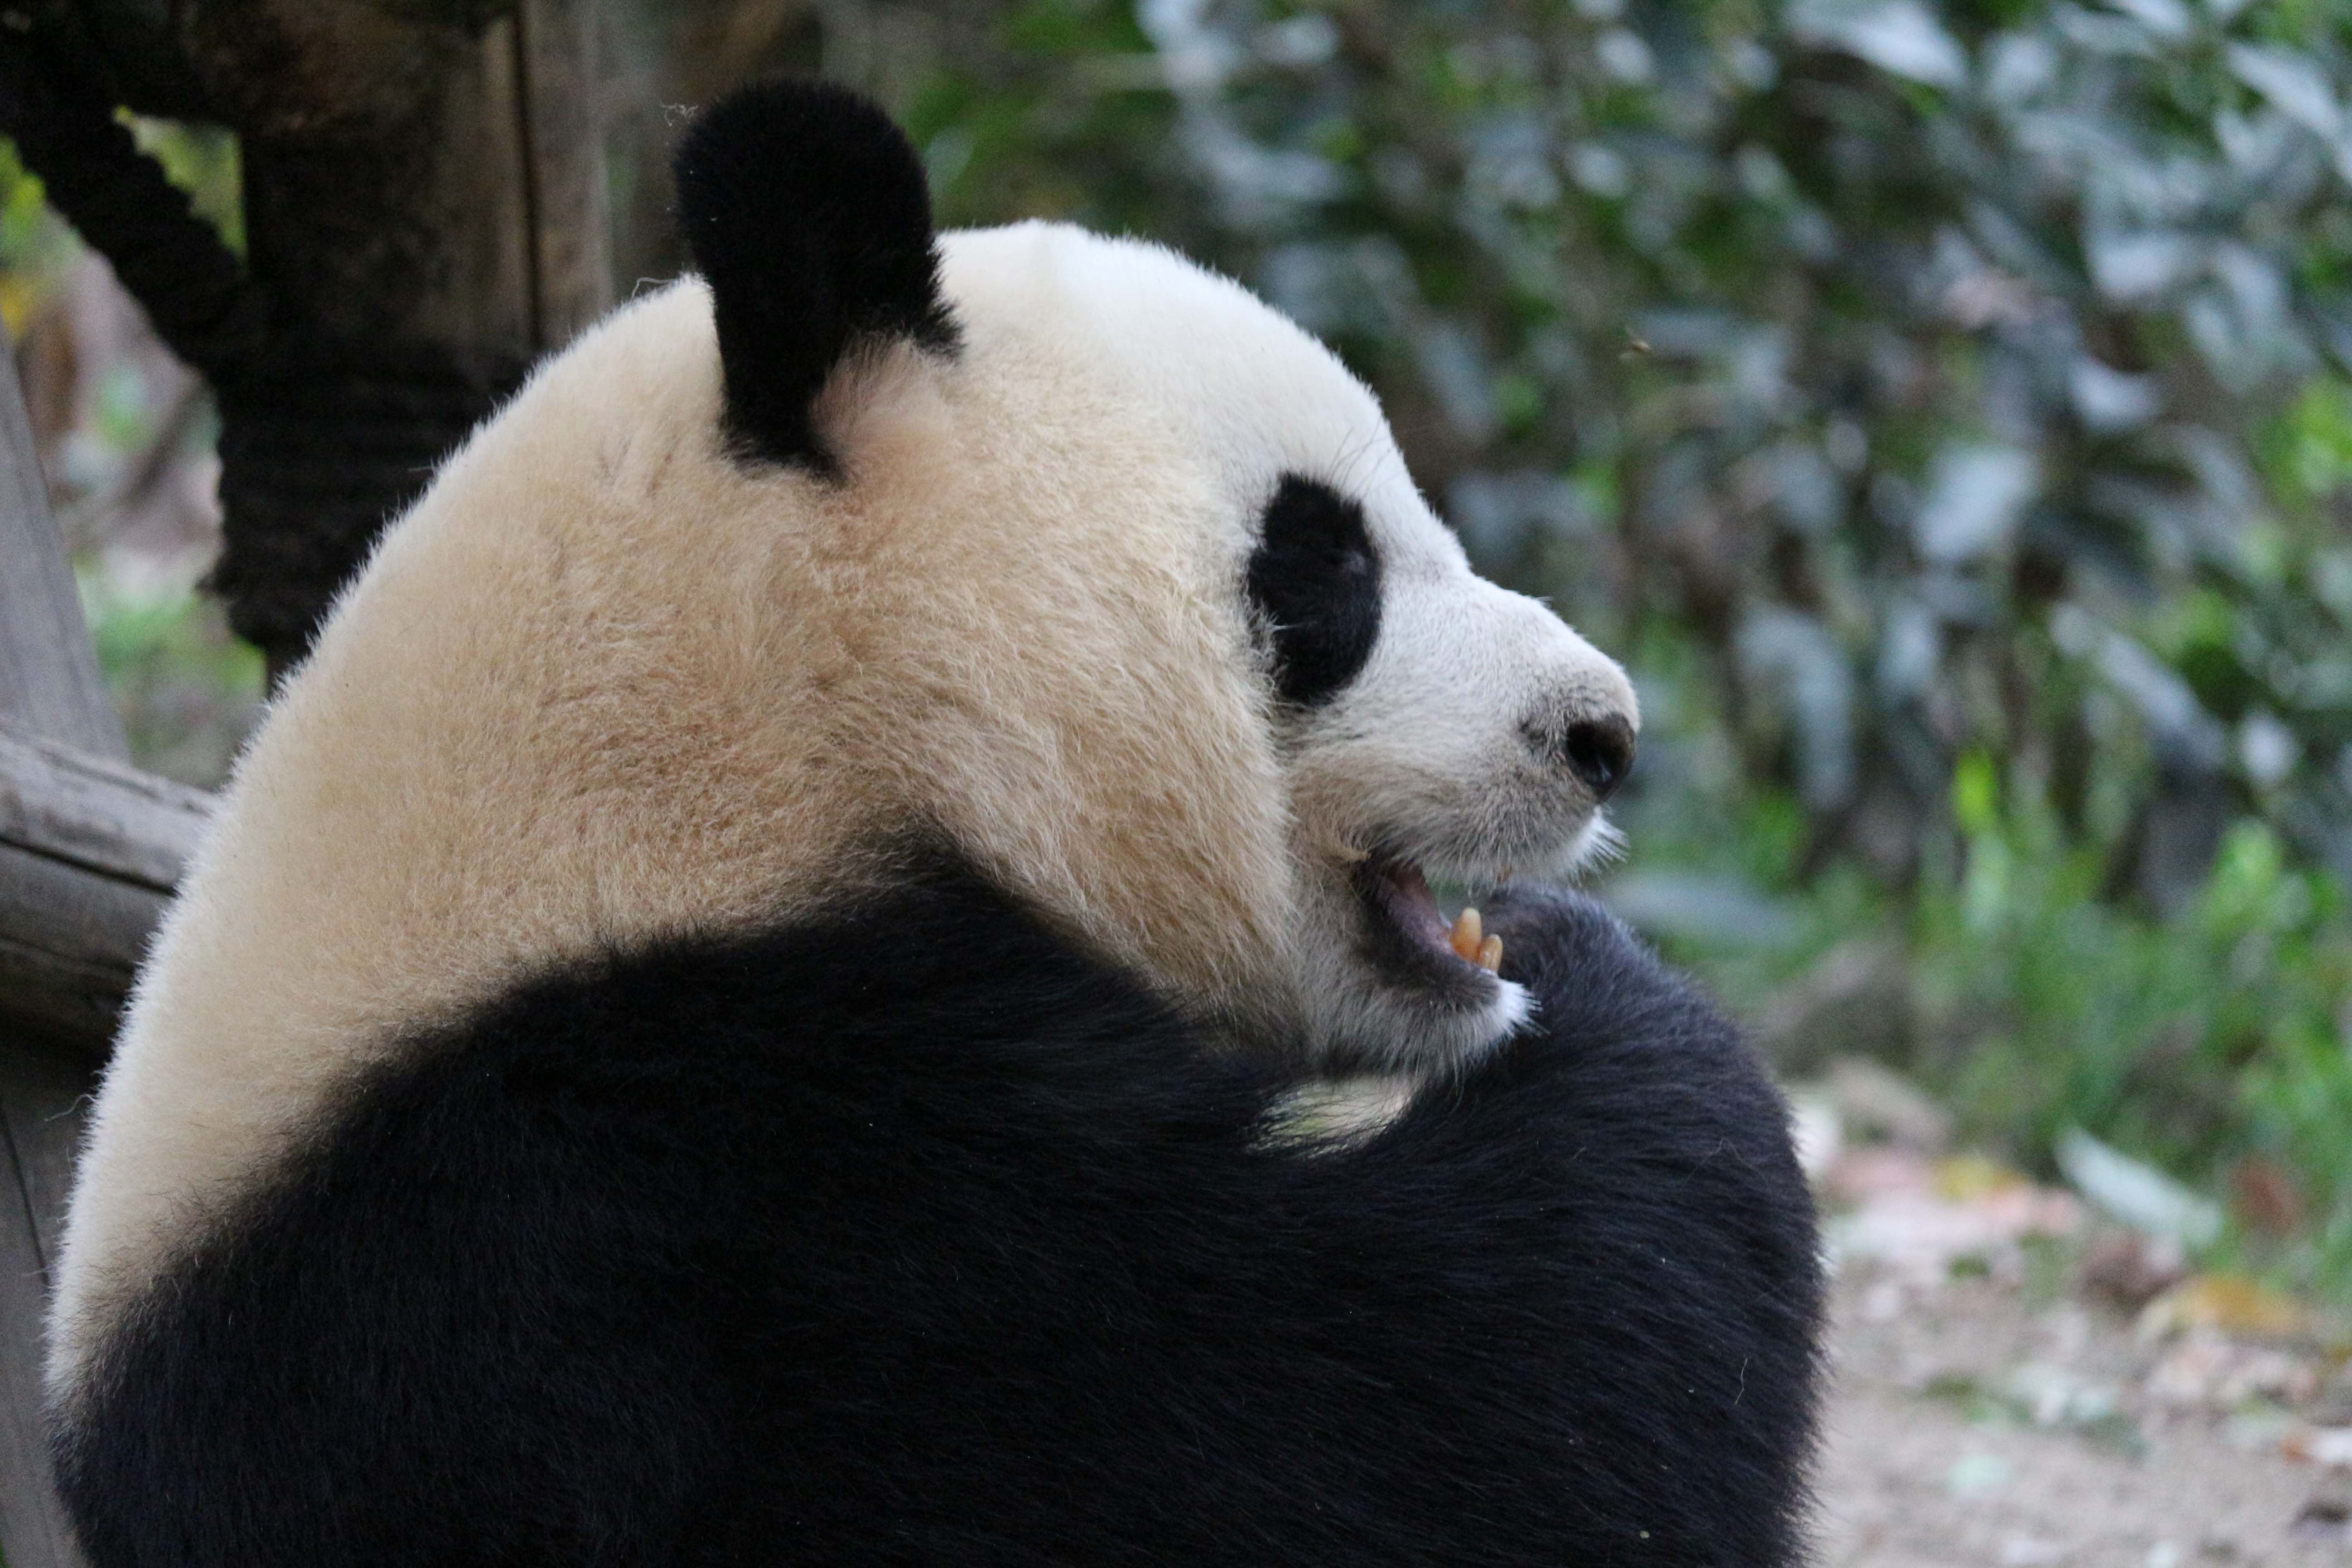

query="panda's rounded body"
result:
[48,84,1820,1566]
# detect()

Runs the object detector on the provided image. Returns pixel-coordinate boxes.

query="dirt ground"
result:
[1816,1266,2352,1568]
[1787,1057,2352,1567]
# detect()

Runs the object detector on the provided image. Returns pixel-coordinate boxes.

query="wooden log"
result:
[0,1032,101,1568]
[0,723,210,891]
[0,725,209,1053]
[0,291,123,1565]
[167,0,617,676]
[0,336,124,764]
[0,844,165,1044]
[0,828,205,1559]
[519,0,617,349]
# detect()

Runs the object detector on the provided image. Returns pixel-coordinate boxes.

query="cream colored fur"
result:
[49,222,1635,1396]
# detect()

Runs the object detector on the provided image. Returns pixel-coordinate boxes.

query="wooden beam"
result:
[0,1032,99,1568]
[518,0,615,350]
[0,334,125,764]
[0,305,124,1563]
[0,723,208,891]
[0,725,209,1052]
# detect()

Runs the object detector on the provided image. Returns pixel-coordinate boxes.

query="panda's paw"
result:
[1467,882,1754,1091]
[1479,882,1646,993]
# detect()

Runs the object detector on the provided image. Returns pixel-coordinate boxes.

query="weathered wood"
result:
[171,0,615,675]
[0,1030,104,1568]
[0,841,168,1050]
[0,1031,100,1261]
[0,294,142,1565]
[519,0,616,349]
[0,725,207,1052]
[0,334,125,764]
[0,724,211,892]
[0,1033,98,1568]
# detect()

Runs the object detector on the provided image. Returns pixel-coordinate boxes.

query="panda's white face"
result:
[939,225,1638,1069]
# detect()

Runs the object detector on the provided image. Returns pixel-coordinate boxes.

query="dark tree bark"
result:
[4,0,610,681]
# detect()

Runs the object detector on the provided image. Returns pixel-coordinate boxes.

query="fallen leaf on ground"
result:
[2056,1127,2223,1249]
[1936,1152,2027,1201]
[2138,1274,2311,1344]
[2077,1229,2188,1310]
[2147,1329,2318,1409]
[2282,1426,2352,1469]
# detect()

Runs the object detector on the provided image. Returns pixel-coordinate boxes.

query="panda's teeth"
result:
[1477,935,1504,974]
[1447,907,1483,965]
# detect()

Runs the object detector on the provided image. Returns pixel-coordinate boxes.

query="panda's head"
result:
[666,81,1637,1071]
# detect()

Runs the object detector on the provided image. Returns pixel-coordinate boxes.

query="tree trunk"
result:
[7,0,613,680]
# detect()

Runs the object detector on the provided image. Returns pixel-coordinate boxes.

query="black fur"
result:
[1248,474,1383,708]
[55,866,1820,1567]
[673,81,959,474]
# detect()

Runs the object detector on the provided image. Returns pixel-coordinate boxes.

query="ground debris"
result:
[1802,1068,2352,1565]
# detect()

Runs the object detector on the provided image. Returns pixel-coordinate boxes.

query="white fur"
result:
[48,222,1635,1397]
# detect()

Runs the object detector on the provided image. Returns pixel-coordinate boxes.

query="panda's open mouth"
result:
[1355,855,1504,987]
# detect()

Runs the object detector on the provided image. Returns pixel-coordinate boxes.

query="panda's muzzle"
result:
[1348,705,1635,1000]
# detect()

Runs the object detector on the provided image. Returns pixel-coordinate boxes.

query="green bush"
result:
[1919,766,2352,1293]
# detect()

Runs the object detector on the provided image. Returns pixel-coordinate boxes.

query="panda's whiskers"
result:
[1323,429,1384,499]
[1567,813,1628,874]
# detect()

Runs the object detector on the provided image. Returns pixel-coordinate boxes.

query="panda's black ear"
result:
[673,80,960,474]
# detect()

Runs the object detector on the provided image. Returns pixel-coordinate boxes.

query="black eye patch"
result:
[1246,474,1382,709]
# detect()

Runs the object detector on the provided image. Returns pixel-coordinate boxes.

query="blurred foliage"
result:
[5,117,260,787]
[1917,794,2352,1293]
[897,0,2352,1288]
[0,138,73,339]
[77,573,264,788]
[119,114,242,257]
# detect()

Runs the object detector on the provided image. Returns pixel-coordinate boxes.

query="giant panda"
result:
[47,81,1821,1567]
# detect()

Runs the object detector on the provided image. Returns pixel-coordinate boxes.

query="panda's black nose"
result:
[1529,712,1637,800]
